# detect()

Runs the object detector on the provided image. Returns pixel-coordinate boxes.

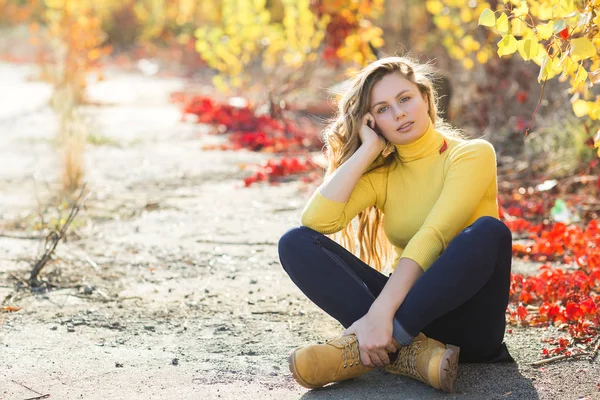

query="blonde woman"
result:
[278,56,514,393]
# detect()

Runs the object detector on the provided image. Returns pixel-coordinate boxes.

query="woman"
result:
[277,56,514,393]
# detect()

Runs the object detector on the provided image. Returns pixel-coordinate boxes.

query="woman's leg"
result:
[393,216,513,362]
[278,226,389,329]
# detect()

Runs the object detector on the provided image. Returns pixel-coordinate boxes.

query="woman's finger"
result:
[368,351,385,368]
[378,349,391,365]
[385,343,398,353]
[359,349,373,367]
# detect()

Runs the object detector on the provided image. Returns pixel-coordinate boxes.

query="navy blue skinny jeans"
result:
[278,216,513,363]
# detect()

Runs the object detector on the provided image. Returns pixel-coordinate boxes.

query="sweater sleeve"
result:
[300,171,382,234]
[400,140,497,271]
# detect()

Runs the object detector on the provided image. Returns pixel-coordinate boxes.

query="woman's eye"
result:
[377,106,388,113]
[400,97,410,103]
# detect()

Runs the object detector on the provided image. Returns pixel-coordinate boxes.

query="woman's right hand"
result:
[359,112,387,155]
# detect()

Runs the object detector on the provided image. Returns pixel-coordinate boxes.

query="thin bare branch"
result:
[29,184,88,286]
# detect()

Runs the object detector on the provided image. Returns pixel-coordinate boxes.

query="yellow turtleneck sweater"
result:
[301,121,499,271]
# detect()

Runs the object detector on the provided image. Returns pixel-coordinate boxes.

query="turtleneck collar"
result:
[393,120,446,162]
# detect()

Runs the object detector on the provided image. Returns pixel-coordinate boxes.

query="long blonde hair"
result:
[322,55,467,271]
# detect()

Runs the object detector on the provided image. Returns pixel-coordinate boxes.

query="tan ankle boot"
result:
[385,333,460,392]
[288,334,374,389]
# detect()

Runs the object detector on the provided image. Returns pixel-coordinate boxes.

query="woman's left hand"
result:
[343,308,398,368]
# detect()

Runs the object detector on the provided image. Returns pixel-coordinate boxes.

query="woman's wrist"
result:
[369,295,399,319]
[359,141,384,161]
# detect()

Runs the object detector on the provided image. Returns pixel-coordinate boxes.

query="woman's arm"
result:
[319,143,383,202]
[370,257,423,318]
[301,113,387,233]
[300,143,384,233]
[319,113,386,201]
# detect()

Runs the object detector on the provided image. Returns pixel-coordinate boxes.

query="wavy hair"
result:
[322,55,468,271]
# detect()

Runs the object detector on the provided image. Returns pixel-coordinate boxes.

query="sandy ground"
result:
[0,62,599,400]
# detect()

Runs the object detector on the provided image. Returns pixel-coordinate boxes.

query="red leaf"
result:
[517,305,528,321]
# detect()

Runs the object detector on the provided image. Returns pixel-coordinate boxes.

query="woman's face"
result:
[368,72,431,146]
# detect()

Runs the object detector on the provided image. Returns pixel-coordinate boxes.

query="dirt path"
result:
[0,63,598,400]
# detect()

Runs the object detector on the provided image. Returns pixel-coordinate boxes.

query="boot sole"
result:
[438,345,460,393]
[288,350,321,389]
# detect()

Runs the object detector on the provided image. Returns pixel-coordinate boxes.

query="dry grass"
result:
[49,83,87,196]
[61,122,85,194]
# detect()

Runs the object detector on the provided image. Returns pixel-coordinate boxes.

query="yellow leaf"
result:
[353,51,364,65]
[529,43,546,64]
[426,0,444,15]
[513,1,529,17]
[478,8,496,27]
[460,8,473,23]
[496,13,510,34]
[462,36,480,52]
[550,54,564,74]
[591,105,600,120]
[572,99,591,117]
[558,55,578,75]
[435,15,452,30]
[450,45,465,59]
[537,3,554,20]
[569,38,597,62]
[573,64,588,88]
[463,58,474,70]
[511,18,526,36]
[557,0,576,18]
[517,38,539,61]
[476,50,489,64]
[443,36,454,49]
[497,34,517,57]
[538,54,550,82]
[212,75,229,92]
[370,37,384,48]
[536,22,554,40]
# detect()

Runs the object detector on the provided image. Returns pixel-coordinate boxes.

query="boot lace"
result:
[339,337,361,368]
[388,341,423,380]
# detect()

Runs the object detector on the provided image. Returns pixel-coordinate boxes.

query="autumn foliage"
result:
[429,0,600,124]
[172,93,323,186]
[500,182,600,357]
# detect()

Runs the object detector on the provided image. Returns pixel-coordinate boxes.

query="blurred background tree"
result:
[0,0,598,185]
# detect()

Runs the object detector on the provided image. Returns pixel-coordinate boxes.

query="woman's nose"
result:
[393,105,407,119]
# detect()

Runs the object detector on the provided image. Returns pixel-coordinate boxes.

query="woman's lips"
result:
[397,122,413,132]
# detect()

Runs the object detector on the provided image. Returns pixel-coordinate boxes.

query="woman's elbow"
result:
[300,213,342,235]
[300,212,322,231]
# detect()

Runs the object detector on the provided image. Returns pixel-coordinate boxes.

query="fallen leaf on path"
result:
[1,306,22,312]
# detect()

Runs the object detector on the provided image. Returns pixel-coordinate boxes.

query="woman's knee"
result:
[279,226,314,251]
[277,226,320,266]
[471,216,512,242]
